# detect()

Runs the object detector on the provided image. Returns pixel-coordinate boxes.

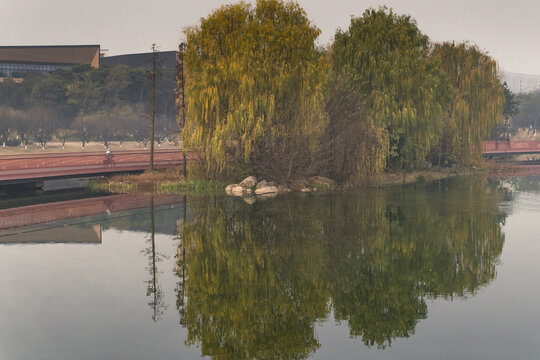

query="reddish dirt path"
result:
[0,150,195,183]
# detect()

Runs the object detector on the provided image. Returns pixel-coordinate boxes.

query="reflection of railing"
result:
[0,225,102,244]
[0,194,186,230]
[0,150,196,183]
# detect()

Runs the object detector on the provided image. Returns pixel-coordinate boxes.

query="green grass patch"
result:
[88,180,139,193]
[88,178,227,195]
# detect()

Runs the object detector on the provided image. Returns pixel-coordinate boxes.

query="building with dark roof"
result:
[100,50,176,70]
[0,45,100,78]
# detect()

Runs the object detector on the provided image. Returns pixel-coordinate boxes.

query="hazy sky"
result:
[2,0,539,74]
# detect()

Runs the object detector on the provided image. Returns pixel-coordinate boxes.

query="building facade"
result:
[0,45,100,78]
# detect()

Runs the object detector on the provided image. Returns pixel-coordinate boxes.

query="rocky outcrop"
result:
[255,179,275,190]
[233,186,253,196]
[226,176,258,197]
[225,184,236,195]
[255,185,279,195]
[239,176,257,188]
[226,183,253,196]
[225,175,337,202]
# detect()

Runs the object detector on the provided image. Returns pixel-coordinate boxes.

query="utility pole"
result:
[150,43,157,172]
[176,42,188,178]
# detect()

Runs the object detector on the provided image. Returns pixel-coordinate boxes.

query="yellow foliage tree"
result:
[431,42,504,164]
[182,0,327,179]
[331,8,451,171]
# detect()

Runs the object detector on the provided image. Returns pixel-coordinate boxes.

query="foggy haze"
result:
[1,0,539,74]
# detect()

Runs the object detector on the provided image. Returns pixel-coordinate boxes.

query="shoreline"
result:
[88,160,540,196]
[89,165,497,196]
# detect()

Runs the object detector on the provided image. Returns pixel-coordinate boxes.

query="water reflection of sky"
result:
[0,229,202,360]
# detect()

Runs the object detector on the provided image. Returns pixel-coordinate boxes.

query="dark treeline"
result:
[182,1,512,183]
[511,90,540,136]
[0,63,178,150]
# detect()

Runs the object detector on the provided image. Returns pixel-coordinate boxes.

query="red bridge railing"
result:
[0,149,196,183]
[482,141,540,154]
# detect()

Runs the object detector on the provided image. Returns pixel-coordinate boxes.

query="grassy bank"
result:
[365,166,483,187]
[88,167,227,195]
[89,164,487,196]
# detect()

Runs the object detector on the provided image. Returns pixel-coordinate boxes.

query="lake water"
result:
[0,176,539,360]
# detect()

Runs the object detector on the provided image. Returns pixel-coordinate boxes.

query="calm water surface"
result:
[0,176,539,360]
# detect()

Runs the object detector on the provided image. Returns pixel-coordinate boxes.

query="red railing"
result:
[482,140,540,154]
[0,149,196,182]
[0,193,186,230]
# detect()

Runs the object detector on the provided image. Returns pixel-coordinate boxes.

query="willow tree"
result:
[182,0,327,179]
[431,42,504,165]
[324,73,389,183]
[331,7,451,171]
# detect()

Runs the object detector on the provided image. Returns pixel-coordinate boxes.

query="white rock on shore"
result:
[239,176,257,188]
[225,184,236,195]
[226,175,294,199]
[230,185,253,196]
[255,185,279,195]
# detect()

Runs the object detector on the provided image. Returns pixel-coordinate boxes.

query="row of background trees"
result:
[0,62,179,150]
[510,90,540,135]
[181,1,520,183]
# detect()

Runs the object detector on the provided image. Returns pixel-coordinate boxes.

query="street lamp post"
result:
[177,42,187,178]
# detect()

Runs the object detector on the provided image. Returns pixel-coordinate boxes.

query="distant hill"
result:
[502,72,540,94]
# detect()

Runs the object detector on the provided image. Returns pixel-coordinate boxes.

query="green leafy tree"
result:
[103,65,132,108]
[66,65,107,114]
[0,78,31,109]
[30,75,70,110]
[126,68,149,104]
[331,7,451,171]
[431,42,504,164]
[511,91,539,134]
[183,0,327,179]
[502,81,519,121]
[491,82,519,140]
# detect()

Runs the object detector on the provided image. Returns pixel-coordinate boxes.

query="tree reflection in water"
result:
[175,178,507,358]
[143,197,167,322]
